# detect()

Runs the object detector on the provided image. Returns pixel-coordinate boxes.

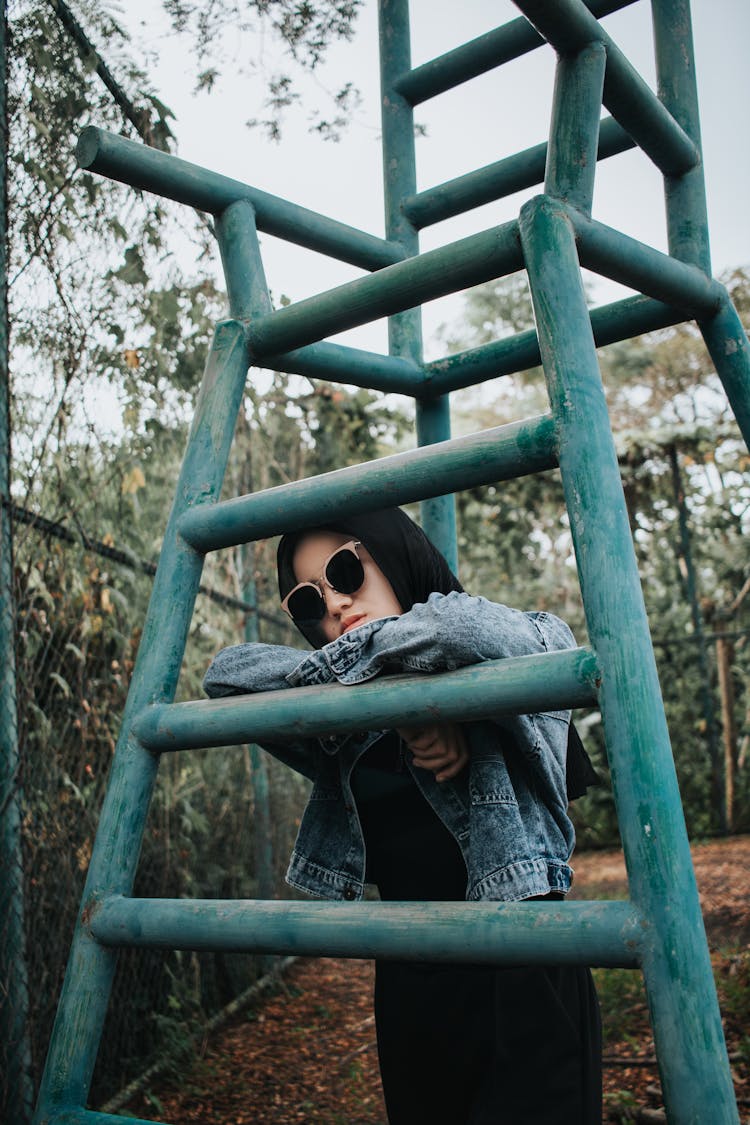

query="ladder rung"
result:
[48,1111,160,1125]
[267,339,422,395]
[178,413,557,553]
[404,116,633,230]
[422,294,685,396]
[394,0,635,105]
[246,221,522,358]
[135,646,599,753]
[91,896,642,968]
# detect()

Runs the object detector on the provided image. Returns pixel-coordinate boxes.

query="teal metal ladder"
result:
[34,2,750,1122]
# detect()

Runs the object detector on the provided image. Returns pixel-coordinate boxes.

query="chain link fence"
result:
[7,504,309,1108]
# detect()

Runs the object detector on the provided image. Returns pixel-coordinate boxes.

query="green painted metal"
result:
[422,293,685,396]
[90,897,643,967]
[378,0,457,568]
[545,42,606,214]
[516,0,699,176]
[394,0,636,104]
[135,646,599,753]
[33,319,253,1121]
[263,340,421,395]
[699,295,750,455]
[519,194,737,1123]
[31,3,750,1123]
[0,0,34,1119]
[245,221,522,358]
[403,114,634,230]
[651,0,711,271]
[76,127,403,271]
[178,413,557,552]
[571,207,723,313]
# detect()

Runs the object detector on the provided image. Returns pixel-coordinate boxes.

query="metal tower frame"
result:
[32,2,749,1122]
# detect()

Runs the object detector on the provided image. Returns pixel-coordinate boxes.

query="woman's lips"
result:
[342,615,366,634]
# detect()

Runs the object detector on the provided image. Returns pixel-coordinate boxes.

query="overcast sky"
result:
[123,0,750,359]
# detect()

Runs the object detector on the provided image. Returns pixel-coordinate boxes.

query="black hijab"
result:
[277,506,462,648]
[276,506,598,798]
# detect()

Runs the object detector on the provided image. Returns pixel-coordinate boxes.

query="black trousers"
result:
[374,960,602,1125]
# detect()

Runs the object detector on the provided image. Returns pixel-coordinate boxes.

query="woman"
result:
[204,506,601,1124]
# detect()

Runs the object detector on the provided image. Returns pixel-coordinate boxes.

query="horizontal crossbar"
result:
[262,339,422,395]
[514,0,699,176]
[404,116,634,229]
[45,1112,161,1125]
[90,896,642,968]
[422,294,686,395]
[134,646,600,752]
[178,412,556,552]
[394,0,637,105]
[76,127,403,272]
[262,293,685,395]
[569,207,724,316]
[246,222,523,357]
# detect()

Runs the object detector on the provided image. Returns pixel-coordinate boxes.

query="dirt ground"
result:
[124,836,750,1124]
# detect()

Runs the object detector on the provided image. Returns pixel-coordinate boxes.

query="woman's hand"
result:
[397,722,469,782]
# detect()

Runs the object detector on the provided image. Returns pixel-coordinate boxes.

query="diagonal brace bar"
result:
[514,0,699,176]
[76,127,403,272]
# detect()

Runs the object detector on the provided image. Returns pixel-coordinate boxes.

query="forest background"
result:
[4,0,750,1114]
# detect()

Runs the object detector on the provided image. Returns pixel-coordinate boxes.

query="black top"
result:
[351,732,468,902]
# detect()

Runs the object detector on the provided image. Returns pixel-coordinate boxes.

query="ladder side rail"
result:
[422,294,685,396]
[76,128,404,272]
[394,0,636,105]
[378,0,457,569]
[247,221,522,357]
[90,898,642,968]
[34,321,251,1122]
[514,0,698,176]
[544,42,606,215]
[699,298,750,454]
[34,208,271,1121]
[649,2,750,453]
[520,194,739,1124]
[650,0,710,271]
[403,116,634,230]
[178,413,557,553]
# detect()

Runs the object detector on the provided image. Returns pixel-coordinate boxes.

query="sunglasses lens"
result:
[326,546,365,594]
[286,585,325,623]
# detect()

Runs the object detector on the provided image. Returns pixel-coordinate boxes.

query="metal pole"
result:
[650,0,711,271]
[0,0,34,1115]
[378,0,457,571]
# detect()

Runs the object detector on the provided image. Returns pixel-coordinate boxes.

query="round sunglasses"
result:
[281,540,365,624]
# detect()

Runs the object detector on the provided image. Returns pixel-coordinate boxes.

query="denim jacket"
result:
[203,591,577,903]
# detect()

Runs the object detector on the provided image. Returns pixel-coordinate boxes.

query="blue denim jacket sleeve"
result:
[288,591,576,685]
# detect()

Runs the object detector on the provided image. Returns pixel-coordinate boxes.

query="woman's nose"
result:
[324,586,354,615]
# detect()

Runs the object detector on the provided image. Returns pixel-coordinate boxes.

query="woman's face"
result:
[292,531,403,644]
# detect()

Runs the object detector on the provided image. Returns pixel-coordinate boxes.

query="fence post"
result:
[0,0,34,1117]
